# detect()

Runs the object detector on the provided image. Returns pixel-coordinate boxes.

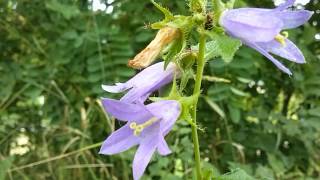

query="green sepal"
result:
[162,35,184,69]
[167,15,194,48]
[149,74,182,102]
[188,0,206,13]
[151,0,174,20]
[150,0,174,29]
[178,93,199,126]
[168,75,182,100]
[161,15,195,68]
[176,51,197,92]
[212,0,226,26]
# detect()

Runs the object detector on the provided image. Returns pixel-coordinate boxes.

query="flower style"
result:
[128,27,180,69]
[99,98,181,180]
[219,0,313,75]
[102,62,179,103]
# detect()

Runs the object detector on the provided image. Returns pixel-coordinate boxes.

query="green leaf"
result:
[255,165,275,179]
[308,107,320,117]
[46,0,80,19]
[0,157,13,180]
[217,168,255,180]
[228,105,241,123]
[267,154,286,175]
[204,32,242,62]
[204,96,226,119]
[230,87,250,97]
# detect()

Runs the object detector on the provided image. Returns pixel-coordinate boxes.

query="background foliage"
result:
[0,0,319,179]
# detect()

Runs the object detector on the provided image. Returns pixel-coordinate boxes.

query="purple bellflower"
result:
[99,98,181,180]
[220,0,313,75]
[102,62,179,103]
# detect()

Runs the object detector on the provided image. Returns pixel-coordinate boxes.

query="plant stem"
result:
[191,32,206,180]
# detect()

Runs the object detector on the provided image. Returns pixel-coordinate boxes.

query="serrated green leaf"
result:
[203,32,242,62]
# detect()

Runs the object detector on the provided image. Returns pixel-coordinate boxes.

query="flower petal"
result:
[276,10,313,29]
[124,62,178,103]
[245,41,292,75]
[132,134,158,180]
[276,0,295,11]
[220,8,283,42]
[99,125,139,155]
[258,39,305,63]
[101,98,152,122]
[101,83,131,93]
[147,100,181,135]
[157,136,171,156]
[102,62,177,103]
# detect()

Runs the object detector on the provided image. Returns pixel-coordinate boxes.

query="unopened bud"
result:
[128,27,180,69]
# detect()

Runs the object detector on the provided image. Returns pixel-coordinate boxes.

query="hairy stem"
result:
[191,32,206,180]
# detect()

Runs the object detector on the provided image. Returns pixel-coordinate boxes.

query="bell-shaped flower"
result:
[99,98,181,180]
[102,62,179,103]
[219,0,313,75]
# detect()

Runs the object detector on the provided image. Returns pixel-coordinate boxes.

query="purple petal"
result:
[276,10,313,29]
[119,87,148,103]
[276,0,295,10]
[122,62,177,103]
[258,39,305,63]
[245,41,292,75]
[101,83,130,93]
[132,134,159,180]
[99,125,139,155]
[157,137,171,156]
[101,98,152,122]
[102,62,177,103]
[147,100,181,135]
[220,8,283,42]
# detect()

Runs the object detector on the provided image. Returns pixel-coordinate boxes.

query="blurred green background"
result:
[0,0,319,179]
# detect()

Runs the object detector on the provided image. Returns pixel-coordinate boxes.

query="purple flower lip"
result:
[102,62,180,103]
[99,98,181,180]
[220,0,313,75]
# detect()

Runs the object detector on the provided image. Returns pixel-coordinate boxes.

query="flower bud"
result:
[128,27,180,69]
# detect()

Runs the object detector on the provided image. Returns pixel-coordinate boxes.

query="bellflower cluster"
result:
[220,0,313,75]
[99,61,181,180]
[97,0,313,179]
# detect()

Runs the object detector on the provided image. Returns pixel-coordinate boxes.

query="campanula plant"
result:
[99,0,313,179]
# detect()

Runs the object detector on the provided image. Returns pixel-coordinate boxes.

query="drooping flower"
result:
[219,0,313,75]
[99,98,181,180]
[102,62,179,103]
[128,27,180,69]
